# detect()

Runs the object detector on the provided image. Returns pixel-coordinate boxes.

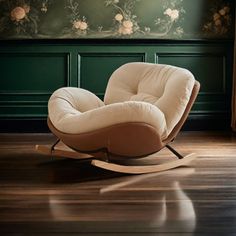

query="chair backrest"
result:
[104,62,199,137]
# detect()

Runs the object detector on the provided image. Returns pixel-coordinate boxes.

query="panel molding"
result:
[78,52,146,80]
[0,51,71,118]
[156,52,227,95]
[0,52,71,95]
[78,52,146,97]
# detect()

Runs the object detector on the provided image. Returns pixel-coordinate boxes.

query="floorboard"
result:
[0,131,236,235]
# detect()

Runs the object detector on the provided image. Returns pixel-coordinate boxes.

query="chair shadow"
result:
[37,155,124,183]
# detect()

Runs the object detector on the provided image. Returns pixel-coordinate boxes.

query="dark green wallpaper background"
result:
[0,0,234,39]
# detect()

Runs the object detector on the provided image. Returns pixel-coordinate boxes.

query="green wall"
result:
[0,39,233,131]
[0,0,234,39]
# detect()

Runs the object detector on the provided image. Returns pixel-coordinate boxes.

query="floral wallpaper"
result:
[0,0,234,39]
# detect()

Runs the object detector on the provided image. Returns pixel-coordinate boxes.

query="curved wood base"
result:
[35,141,197,174]
[35,142,93,159]
[91,153,197,174]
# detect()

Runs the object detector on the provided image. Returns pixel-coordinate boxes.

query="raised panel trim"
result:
[0,52,71,95]
[0,52,71,118]
[155,52,226,95]
[78,52,146,87]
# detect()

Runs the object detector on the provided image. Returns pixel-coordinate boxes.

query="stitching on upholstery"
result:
[153,65,169,98]
[53,95,77,111]
[154,66,179,130]
[137,65,158,95]
[136,65,155,93]
[62,88,78,110]
[159,66,179,95]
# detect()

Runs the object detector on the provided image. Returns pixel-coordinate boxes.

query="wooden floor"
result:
[0,132,236,236]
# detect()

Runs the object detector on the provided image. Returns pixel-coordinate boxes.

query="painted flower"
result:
[215,19,222,26]
[164,8,172,16]
[219,8,226,16]
[10,7,26,22]
[171,9,179,20]
[115,13,123,22]
[73,20,88,30]
[213,13,221,21]
[118,20,134,35]
[123,20,133,28]
[118,25,133,35]
[203,4,231,36]
[73,20,82,29]
[164,8,179,21]
[80,21,88,30]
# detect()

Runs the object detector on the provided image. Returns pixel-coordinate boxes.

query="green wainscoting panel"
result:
[0,39,233,131]
[158,53,226,94]
[157,52,229,117]
[0,51,71,119]
[0,53,69,92]
[80,53,145,99]
[157,54,225,94]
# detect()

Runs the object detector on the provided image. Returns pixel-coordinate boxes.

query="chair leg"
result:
[166,144,184,159]
[50,139,60,160]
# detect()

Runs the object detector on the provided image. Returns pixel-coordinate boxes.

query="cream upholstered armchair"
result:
[37,62,200,174]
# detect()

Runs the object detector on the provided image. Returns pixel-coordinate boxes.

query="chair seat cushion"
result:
[48,87,167,139]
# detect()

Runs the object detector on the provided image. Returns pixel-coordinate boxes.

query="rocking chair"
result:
[36,62,200,174]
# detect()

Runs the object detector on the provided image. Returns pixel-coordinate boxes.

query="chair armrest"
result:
[48,87,104,129]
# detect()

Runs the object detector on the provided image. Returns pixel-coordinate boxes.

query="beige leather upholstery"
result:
[49,63,195,140]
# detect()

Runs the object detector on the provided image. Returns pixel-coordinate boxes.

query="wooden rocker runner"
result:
[36,63,200,174]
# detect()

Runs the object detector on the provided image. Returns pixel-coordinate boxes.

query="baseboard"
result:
[183,115,231,131]
[0,119,50,133]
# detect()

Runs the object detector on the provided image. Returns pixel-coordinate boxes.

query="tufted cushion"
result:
[48,87,167,138]
[104,63,195,136]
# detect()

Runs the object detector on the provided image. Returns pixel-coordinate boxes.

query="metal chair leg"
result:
[50,139,60,160]
[166,144,184,159]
